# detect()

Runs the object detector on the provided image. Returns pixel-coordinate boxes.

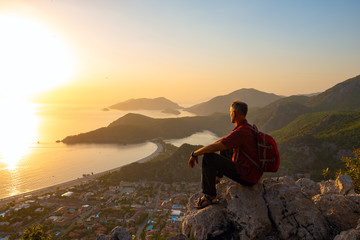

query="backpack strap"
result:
[239,149,260,171]
[240,124,264,171]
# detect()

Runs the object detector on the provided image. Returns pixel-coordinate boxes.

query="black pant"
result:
[201,150,254,197]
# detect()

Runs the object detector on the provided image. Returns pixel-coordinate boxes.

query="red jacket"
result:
[221,120,263,183]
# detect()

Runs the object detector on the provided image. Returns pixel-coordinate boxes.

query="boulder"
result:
[335,175,356,195]
[319,175,355,196]
[312,175,360,232]
[333,229,360,240]
[97,234,109,240]
[182,192,234,240]
[295,177,320,199]
[319,179,337,195]
[312,194,360,232]
[263,176,329,240]
[110,226,132,240]
[333,220,360,240]
[182,175,360,240]
[225,182,272,238]
[183,178,304,240]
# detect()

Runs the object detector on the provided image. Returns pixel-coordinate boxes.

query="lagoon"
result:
[164,130,219,147]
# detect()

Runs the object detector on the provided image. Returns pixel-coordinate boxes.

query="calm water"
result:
[0,142,157,199]
[164,130,219,147]
[0,101,200,199]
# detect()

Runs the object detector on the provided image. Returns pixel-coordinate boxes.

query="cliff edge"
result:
[98,175,360,240]
[182,175,360,240]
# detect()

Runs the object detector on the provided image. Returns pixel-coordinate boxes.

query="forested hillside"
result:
[271,111,360,180]
[63,113,231,144]
[100,143,202,183]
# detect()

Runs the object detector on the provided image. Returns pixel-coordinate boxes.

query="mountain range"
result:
[63,75,360,180]
[184,88,283,115]
[109,97,182,110]
[107,88,283,115]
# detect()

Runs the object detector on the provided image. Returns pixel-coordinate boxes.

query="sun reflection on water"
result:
[0,98,39,170]
[8,168,22,196]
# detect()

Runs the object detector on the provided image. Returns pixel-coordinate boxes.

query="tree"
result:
[336,148,360,193]
[22,224,52,240]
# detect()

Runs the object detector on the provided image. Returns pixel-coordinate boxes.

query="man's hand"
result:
[188,156,198,168]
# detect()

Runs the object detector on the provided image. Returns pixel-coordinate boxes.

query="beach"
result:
[0,141,163,205]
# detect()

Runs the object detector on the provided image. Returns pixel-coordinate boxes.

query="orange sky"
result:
[1,1,359,104]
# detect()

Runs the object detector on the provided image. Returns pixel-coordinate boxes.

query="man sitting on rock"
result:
[188,100,262,209]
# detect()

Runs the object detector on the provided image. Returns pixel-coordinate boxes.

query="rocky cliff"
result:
[98,175,359,240]
[182,175,360,240]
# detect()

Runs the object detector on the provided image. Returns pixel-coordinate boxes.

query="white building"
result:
[170,210,181,216]
[61,191,74,197]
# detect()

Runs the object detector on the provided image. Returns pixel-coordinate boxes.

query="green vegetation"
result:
[136,213,148,225]
[1,204,52,232]
[323,149,360,193]
[100,206,134,219]
[22,224,52,240]
[148,142,178,163]
[271,111,360,146]
[248,95,311,132]
[337,149,360,193]
[271,111,360,180]
[99,143,201,184]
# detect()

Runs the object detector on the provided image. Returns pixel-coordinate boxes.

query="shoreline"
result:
[0,141,163,205]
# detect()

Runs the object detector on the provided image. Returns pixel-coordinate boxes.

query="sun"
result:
[0,14,75,98]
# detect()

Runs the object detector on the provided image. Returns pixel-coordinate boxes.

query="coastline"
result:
[0,141,163,205]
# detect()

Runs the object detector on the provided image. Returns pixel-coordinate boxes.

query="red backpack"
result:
[241,125,280,172]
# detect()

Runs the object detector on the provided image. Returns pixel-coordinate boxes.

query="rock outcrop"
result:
[182,175,360,240]
[96,226,131,240]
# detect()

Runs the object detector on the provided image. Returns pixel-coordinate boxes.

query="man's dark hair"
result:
[231,100,248,116]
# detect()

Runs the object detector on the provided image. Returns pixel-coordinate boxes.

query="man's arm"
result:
[214,137,225,143]
[188,142,227,168]
[193,142,227,156]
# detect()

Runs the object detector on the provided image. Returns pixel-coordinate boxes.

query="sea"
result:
[0,101,219,199]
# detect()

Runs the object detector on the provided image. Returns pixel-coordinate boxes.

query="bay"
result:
[0,102,194,199]
[0,142,156,199]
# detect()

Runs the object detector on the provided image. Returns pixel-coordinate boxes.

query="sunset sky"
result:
[1,1,359,104]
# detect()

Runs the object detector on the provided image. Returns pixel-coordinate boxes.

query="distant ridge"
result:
[306,75,360,110]
[109,97,182,110]
[185,88,282,115]
[249,75,360,132]
[249,95,311,132]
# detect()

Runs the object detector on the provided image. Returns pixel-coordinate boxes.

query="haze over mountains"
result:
[109,97,182,110]
[63,75,360,180]
[184,88,283,115]
[107,88,283,115]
